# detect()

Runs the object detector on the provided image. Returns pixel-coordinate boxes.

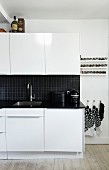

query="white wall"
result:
[0,23,10,32]
[25,19,109,144]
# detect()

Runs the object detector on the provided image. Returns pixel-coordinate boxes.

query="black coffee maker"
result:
[66,89,80,104]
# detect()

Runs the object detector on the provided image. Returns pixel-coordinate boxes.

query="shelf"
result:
[80,60,108,62]
[80,74,107,76]
[80,56,108,76]
[80,67,107,69]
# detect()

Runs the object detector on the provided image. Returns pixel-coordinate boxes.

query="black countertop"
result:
[0,100,85,109]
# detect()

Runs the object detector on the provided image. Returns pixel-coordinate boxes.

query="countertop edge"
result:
[0,101,85,109]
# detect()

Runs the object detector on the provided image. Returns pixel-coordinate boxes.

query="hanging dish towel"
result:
[85,106,95,136]
[99,102,104,121]
[85,105,102,136]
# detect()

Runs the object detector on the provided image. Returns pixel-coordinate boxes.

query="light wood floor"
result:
[0,145,109,170]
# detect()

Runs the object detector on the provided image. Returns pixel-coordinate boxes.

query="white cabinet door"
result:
[6,109,44,151]
[45,109,83,152]
[10,33,45,74]
[0,117,5,132]
[0,109,6,158]
[0,33,10,74]
[0,133,7,159]
[0,133,6,152]
[0,109,5,117]
[45,33,80,75]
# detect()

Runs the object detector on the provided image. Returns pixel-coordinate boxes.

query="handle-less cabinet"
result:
[0,109,6,151]
[2,33,80,75]
[45,33,80,74]
[6,109,44,151]
[0,117,5,133]
[0,133,7,160]
[10,33,45,74]
[45,109,83,152]
[0,33,10,74]
[0,133,6,151]
[0,133,6,159]
[0,109,7,159]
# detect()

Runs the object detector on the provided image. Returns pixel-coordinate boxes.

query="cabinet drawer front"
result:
[6,109,44,117]
[6,116,44,151]
[0,133,6,151]
[0,109,5,116]
[0,117,5,132]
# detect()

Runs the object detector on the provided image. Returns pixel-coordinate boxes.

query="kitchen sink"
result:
[13,101,42,107]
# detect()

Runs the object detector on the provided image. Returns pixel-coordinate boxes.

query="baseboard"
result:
[7,152,83,159]
[0,152,7,160]
[85,137,109,144]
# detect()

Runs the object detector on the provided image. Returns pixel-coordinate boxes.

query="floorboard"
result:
[0,145,109,170]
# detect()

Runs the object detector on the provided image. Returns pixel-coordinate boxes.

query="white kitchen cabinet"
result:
[0,109,5,117]
[10,33,45,74]
[0,133,6,152]
[0,33,80,75]
[0,33,10,74]
[0,109,6,152]
[0,117,5,132]
[45,33,80,74]
[0,132,7,159]
[6,109,44,151]
[45,109,83,152]
[0,109,7,159]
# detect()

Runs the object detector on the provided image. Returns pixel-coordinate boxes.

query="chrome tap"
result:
[27,83,35,101]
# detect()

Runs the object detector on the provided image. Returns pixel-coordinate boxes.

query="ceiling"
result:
[0,0,109,21]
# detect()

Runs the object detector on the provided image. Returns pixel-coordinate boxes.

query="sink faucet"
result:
[27,83,35,101]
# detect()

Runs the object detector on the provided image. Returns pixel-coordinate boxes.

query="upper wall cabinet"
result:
[10,33,45,74]
[45,33,80,75]
[0,33,10,74]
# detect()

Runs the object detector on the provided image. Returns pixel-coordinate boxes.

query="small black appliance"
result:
[66,89,80,104]
[51,91,65,103]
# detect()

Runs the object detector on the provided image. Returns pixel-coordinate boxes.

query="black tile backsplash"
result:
[0,75,80,101]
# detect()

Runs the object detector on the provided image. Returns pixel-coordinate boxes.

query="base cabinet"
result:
[0,133,6,152]
[45,109,83,152]
[0,133,7,159]
[0,109,7,159]
[0,108,84,159]
[6,109,44,152]
[0,117,5,132]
